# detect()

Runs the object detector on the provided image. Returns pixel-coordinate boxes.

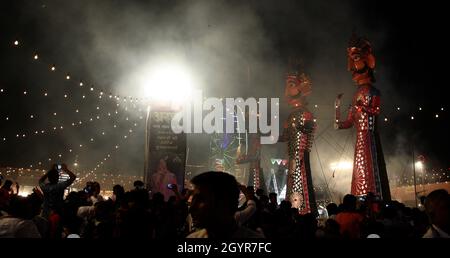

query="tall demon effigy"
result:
[280,64,317,215]
[334,34,391,200]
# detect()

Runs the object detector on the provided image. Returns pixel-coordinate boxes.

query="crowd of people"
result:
[0,165,449,238]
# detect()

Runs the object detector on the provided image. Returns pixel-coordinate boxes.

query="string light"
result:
[34,54,39,60]
[51,65,56,71]
[14,40,19,46]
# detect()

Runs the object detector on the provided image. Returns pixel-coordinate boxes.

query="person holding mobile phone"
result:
[38,164,76,220]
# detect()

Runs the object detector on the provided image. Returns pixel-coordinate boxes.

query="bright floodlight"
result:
[330,161,353,170]
[415,161,423,170]
[143,63,193,105]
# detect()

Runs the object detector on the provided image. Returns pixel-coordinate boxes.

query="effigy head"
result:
[347,33,376,85]
[285,61,312,108]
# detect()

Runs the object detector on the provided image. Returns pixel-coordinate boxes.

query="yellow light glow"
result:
[141,62,194,105]
[330,161,353,170]
[415,161,424,170]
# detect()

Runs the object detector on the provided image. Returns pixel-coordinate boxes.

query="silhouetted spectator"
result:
[268,192,278,213]
[235,184,257,227]
[423,189,450,238]
[111,184,125,210]
[335,194,364,239]
[187,171,263,238]
[0,180,14,211]
[0,195,41,238]
[326,203,338,220]
[38,164,76,218]
[39,164,76,238]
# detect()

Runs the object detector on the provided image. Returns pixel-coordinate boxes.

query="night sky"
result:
[1,0,448,182]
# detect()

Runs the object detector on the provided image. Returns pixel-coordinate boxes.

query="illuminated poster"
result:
[144,109,187,201]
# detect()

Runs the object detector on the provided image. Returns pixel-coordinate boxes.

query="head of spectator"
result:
[92,182,101,196]
[133,180,145,191]
[1,179,13,190]
[268,192,278,204]
[112,184,125,202]
[342,194,357,212]
[47,169,59,185]
[424,189,450,235]
[189,171,240,238]
[326,203,338,217]
[279,200,292,212]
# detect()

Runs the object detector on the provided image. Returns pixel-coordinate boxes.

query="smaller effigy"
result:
[279,62,317,215]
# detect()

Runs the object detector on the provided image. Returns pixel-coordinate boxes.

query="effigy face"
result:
[347,35,376,85]
[284,73,312,108]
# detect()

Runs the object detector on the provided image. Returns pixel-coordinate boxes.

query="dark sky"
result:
[0,0,448,182]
